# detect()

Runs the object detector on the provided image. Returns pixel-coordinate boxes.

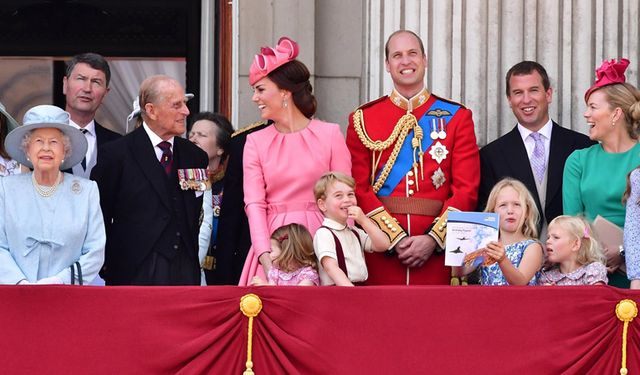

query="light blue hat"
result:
[4,105,88,170]
[0,101,19,132]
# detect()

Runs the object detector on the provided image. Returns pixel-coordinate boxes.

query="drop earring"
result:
[283,98,288,108]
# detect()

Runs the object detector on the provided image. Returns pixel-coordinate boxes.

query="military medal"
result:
[203,255,215,270]
[212,193,222,217]
[429,141,449,164]
[431,167,446,189]
[178,168,210,191]
[438,118,447,139]
[430,119,439,140]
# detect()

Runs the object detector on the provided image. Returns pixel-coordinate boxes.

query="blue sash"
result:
[377,99,461,196]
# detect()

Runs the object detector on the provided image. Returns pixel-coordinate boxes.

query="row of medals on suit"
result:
[426,118,448,189]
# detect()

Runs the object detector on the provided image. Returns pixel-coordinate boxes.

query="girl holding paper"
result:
[465,178,544,285]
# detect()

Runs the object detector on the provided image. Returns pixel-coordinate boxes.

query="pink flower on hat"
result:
[584,58,630,102]
[249,37,299,85]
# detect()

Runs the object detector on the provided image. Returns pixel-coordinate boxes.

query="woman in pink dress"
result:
[239,37,352,285]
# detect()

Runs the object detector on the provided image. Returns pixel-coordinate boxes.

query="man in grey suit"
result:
[478,61,594,236]
[64,52,121,178]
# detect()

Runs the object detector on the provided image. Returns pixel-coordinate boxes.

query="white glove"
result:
[35,276,64,285]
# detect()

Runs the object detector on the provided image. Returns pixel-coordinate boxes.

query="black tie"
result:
[79,128,88,170]
[157,141,173,175]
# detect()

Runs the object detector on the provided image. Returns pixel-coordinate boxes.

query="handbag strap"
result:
[70,261,83,285]
[76,261,83,285]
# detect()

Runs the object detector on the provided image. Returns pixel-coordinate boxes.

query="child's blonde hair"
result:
[271,223,318,273]
[484,178,539,239]
[313,171,355,201]
[548,215,605,265]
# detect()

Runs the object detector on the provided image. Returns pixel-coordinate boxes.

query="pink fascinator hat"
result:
[249,36,299,86]
[584,58,630,102]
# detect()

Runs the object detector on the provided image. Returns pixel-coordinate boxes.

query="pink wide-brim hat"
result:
[248,36,299,86]
[584,58,630,102]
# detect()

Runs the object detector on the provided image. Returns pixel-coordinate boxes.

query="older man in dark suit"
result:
[64,53,121,178]
[92,75,208,285]
[478,61,594,236]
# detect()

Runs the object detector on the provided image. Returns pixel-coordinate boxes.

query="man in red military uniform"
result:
[346,30,480,285]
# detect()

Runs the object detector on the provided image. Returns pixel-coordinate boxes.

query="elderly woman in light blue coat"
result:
[0,105,105,284]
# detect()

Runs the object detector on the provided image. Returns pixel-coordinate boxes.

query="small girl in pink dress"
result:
[252,223,319,286]
[540,215,608,285]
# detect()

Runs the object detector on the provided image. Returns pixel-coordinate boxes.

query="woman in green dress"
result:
[563,58,640,287]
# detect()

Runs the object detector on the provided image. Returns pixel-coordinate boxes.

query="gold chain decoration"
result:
[240,294,263,375]
[615,299,638,375]
[352,109,422,193]
[352,109,405,152]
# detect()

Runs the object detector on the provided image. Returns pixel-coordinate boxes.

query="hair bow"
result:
[248,36,299,85]
[584,58,630,102]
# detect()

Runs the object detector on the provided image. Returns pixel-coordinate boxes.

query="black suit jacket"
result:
[95,122,122,146]
[91,126,208,284]
[478,122,594,229]
[214,121,269,285]
[64,121,121,174]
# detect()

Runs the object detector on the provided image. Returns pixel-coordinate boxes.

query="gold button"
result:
[408,171,414,177]
[381,216,387,221]
[387,223,394,229]
[408,180,414,186]
[408,189,414,195]
[391,228,397,232]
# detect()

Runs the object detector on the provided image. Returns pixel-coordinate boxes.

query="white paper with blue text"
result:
[445,212,499,266]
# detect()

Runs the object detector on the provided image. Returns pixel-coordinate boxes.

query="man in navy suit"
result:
[63,53,121,178]
[478,61,594,236]
[91,75,208,285]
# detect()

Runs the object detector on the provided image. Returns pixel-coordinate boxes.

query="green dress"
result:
[563,142,640,287]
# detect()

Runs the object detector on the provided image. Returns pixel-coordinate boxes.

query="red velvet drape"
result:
[2,286,639,374]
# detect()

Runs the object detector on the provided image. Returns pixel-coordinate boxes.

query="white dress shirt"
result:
[70,119,96,178]
[142,122,174,161]
[517,119,553,170]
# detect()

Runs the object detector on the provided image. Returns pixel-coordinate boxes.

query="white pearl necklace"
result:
[32,172,62,198]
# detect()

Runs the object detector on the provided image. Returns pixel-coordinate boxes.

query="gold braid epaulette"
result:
[353,109,405,151]
[232,121,267,138]
[352,109,419,193]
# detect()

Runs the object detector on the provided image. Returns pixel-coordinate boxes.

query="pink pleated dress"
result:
[238,120,352,285]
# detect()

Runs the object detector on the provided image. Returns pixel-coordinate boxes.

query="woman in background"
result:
[189,112,233,285]
[0,102,23,176]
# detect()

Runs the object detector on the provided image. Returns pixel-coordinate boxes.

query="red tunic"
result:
[346,91,480,285]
